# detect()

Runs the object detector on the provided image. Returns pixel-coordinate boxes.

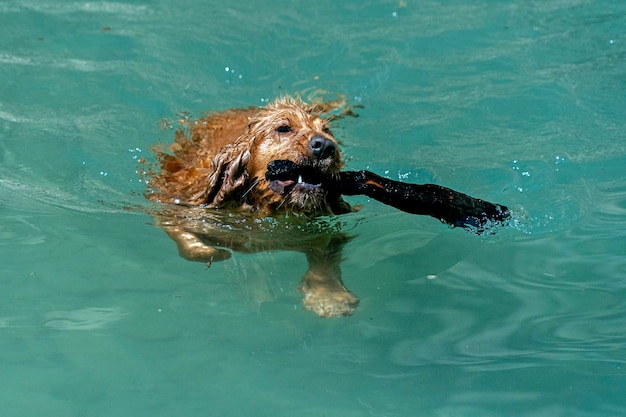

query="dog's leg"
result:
[298,235,358,318]
[162,225,232,263]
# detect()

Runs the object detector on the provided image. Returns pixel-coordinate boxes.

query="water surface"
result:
[2,1,626,416]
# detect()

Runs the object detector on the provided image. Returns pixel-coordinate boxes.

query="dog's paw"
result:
[300,285,359,318]
[174,232,232,263]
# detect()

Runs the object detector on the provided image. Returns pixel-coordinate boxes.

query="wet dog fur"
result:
[144,97,360,317]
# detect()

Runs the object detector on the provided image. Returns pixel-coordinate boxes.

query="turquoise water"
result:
[2,0,626,415]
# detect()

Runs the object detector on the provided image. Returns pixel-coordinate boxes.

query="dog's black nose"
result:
[309,136,336,160]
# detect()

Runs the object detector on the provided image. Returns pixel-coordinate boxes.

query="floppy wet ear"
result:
[202,141,252,207]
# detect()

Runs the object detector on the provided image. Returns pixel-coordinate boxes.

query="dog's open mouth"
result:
[265,160,330,195]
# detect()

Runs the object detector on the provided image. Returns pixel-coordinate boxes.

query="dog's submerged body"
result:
[146,97,360,317]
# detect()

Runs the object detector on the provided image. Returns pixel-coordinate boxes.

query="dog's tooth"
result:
[298,175,303,184]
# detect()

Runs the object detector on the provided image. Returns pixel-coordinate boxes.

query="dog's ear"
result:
[201,140,252,207]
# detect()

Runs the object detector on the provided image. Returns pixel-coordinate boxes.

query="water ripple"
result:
[44,307,127,330]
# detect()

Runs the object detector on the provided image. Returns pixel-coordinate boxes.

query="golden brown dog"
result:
[144,97,360,317]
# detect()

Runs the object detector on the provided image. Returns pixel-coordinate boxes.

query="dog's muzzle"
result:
[265,160,329,194]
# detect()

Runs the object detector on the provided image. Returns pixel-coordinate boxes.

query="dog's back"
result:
[146,107,258,205]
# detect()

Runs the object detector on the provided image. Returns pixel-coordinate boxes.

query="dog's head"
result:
[204,97,348,214]
[249,98,344,212]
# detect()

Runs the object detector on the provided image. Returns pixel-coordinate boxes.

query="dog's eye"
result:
[276,125,291,133]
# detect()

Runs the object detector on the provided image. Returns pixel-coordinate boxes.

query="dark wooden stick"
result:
[336,170,509,230]
[265,160,509,232]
